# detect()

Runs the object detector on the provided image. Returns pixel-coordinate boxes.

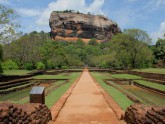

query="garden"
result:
[91,70,165,110]
[0,70,81,108]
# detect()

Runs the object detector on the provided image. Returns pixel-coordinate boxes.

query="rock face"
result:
[0,103,52,124]
[125,104,165,124]
[49,11,121,42]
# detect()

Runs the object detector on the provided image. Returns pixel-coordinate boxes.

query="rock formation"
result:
[125,104,165,124]
[0,103,52,124]
[49,11,121,42]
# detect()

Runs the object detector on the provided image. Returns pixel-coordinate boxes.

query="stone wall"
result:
[0,103,52,124]
[0,70,44,82]
[127,71,165,81]
[133,81,165,95]
[125,104,165,124]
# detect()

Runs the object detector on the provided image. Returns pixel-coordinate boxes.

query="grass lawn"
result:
[45,72,81,108]
[0,87,31,102]
[134,68,165,74]
[111,74,142,79]
[107,81,143,103]
[33,74,69,79]
[134,80,165,92]
[122,85,165,106]
[2,70,34,75]
[0,72,81,106]
[91,72,133,110]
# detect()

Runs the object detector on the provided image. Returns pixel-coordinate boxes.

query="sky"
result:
[1,0,165,44]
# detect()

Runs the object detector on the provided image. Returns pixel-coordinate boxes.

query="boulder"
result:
[124,104,165,124]
[0,103,52,124]
[49,11,121,42]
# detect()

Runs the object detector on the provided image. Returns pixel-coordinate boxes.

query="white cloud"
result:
[36,0,105,26]
[126,0,137,2]
[144,0,165,11]
[151,20,165,44]
[0,0,10,5]
[16,8,40,17]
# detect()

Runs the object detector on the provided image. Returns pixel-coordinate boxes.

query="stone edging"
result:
[104,80,141,103]
[89,72,125,120]
[133,81,165,95]
[49,71,83,123]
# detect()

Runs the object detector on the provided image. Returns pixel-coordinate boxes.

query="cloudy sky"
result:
[1,0,165,44]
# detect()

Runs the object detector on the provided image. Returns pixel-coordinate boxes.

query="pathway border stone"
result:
[49,71,83,123]
[89,72,125,120]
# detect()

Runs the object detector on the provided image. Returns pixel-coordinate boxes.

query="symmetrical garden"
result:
[0,68,164,110]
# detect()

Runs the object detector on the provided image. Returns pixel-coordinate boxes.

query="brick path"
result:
[52,70,122,124]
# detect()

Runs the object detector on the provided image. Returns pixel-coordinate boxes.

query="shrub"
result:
[61,65,69,69]
[35,62,45,69]
[2,60,19,70]
[0,62,3,73]
[24,63,33,70]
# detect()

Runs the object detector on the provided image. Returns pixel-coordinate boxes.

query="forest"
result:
[0,4,165,72]
[0,29,165,71]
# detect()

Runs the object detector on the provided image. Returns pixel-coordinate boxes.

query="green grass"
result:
[0,87,31,102]
[33,74,69,79]
[111,74,142,79]
[0,82,33,92]
[107,81,143,103]
[134,80,165,92]
[134,68,165,74]
[0,73,80,104]
[45,80,66,94]
[45,72,81,108]
[11,80,67,104]
[0,72,81,106]
[122,85,165,106]
[2,70,34,75]
[91,72,133,110]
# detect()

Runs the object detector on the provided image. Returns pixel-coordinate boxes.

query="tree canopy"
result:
[0,4,19,44]
[2,28,155,70]
[153,36,165,67]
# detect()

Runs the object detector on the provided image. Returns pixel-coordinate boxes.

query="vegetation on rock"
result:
[0,5,164,72]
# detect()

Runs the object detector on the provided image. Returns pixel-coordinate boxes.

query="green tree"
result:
[110,31,153,69]
[154,38,165,60]
[124,28,151,44]
[2,60,18,70]
[123,29,152,68]
[24,63,33,70]
[35,62,45,69]
[154,37,165,67]
[0,44,3,73]
[3,31,50,68]
[0,4,19,44]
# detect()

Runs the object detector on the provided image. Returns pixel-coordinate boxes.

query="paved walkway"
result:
[54,70,121,124]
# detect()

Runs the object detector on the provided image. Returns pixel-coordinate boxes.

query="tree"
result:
[35,62,45,69]
[110,32,153,69]
[154,38,165,67]
[0,4,19,44]
[124,28,151,44]
[123,29,152,68]
[3,31,50,68]
[154,38,165,60]
[2,60,18,70]
[0,44,3,73]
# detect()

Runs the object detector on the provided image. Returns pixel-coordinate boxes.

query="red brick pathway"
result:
[51,69,123,124]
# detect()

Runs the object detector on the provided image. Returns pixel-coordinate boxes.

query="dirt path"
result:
[52,70,122,124]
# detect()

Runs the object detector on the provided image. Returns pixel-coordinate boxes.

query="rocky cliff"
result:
[49,11,121,42]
